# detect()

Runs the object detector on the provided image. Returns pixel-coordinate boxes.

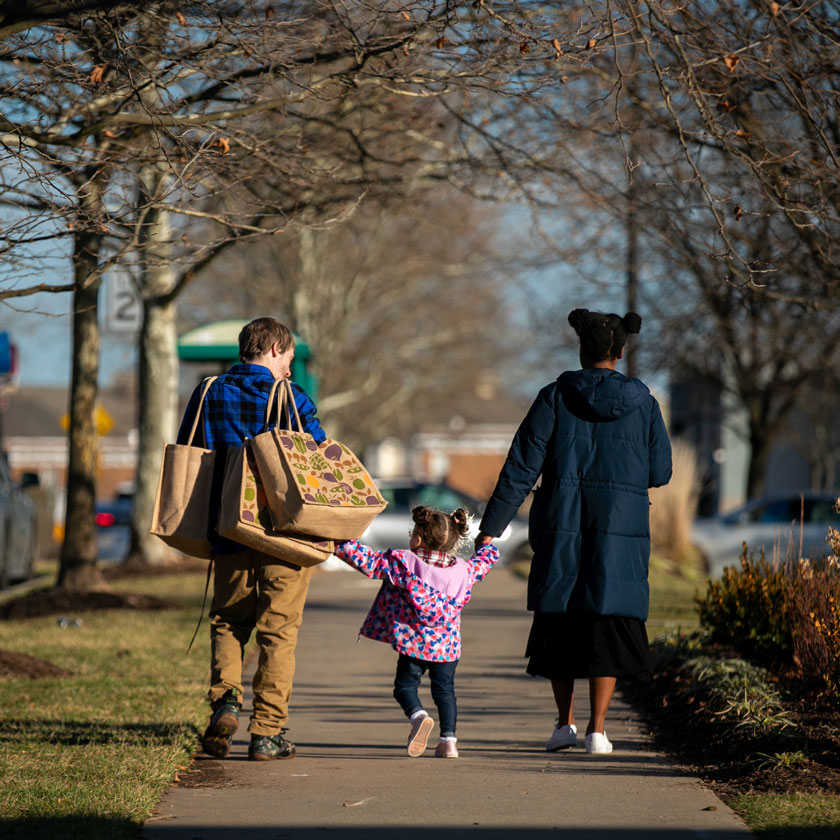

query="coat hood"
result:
[557,369,650,421]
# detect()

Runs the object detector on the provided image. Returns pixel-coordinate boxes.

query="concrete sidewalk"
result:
[143,566,752,839]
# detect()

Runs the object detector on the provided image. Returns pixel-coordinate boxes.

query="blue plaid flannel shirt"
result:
[177,363,326,555]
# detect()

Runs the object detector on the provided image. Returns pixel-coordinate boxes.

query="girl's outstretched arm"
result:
[469,542,500,583]
[334,540,393,580]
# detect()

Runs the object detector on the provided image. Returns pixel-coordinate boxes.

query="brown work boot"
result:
[201,689,241,759]
[248,730,296,760]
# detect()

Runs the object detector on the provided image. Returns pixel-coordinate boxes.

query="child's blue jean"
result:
[393,653,459,738]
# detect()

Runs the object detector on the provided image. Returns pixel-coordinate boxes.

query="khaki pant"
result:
[208,549,312,736]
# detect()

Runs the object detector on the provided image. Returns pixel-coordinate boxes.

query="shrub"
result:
[697,510,840,700]
[788,555,840,698]
[697,548,794,667]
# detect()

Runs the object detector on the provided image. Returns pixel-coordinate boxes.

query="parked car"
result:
[359,479,532,565]
[95,491,133,562]
[0,456,37,588]
[691,492,839,579]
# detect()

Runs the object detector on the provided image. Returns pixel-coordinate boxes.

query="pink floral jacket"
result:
[334,541,500,662]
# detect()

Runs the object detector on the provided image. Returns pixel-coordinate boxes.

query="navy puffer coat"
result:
[479,369,672,621]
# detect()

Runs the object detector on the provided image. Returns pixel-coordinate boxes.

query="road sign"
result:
[106,273,143,333]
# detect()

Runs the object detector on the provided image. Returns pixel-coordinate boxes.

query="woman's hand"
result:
[474,533,495,552]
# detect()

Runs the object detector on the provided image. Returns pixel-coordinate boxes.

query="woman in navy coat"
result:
[477,308,672,755]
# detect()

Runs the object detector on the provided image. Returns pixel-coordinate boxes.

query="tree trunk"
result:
[125,188,179,566]
[58,229,107,591]
[746,424,770,500]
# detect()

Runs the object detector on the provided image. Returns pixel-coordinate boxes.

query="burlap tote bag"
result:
[217,440,334,568]
[149,376,217,559]
[251,378,387,540]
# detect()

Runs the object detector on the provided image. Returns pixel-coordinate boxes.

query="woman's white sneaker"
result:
[584,731,613,755]
[546,723,577,751]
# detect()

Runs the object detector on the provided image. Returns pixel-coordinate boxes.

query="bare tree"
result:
[181,188,521,451]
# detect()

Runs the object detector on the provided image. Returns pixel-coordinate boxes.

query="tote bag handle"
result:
[184,376,218,446]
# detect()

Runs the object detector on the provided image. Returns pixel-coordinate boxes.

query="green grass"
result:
[0,568,213,839]
[647,553,705,639]
[730,793,840,837]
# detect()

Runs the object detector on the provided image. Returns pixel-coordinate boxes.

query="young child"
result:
[335,506,499,758]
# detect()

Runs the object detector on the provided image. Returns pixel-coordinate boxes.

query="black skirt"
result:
[525,611,651,680]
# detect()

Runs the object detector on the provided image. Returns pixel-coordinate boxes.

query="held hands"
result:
[474,533,495,552]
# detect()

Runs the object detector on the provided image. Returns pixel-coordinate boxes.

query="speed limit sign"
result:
[106,273,142,333]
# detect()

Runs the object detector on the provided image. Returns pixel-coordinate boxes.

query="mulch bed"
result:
[0,588,179,621]
[0,649,74,679]
[624,646,840,798]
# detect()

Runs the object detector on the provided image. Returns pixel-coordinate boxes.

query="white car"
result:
[360,479,531,565]
[0,457,37,588]
[691,492,839,579]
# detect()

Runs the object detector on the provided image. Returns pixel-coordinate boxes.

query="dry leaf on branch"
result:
[90,65,105,83]
[176,12,187,26]
[734,205,744,220]
[551,38,563,56]
[770,1,780,16]
[401,10,410,20]
[724,54,739,72]
[718,100,737,113]
[214,137,231,153]
[520,41,530,55]
[735,128,751,139]
[586,38,597,49]
[265,4,274,18]
[436,36,449,48]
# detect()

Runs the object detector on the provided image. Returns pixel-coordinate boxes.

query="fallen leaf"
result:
[90,65,105,83]
[551,38,563,56]
[343,797,373,807]
[724,54,739,72]
[176,12,187,26]
[520,41,530,55]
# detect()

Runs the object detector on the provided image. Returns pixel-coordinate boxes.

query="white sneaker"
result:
[407,712,434,757]
[584,731,613,755]
[545,723,577,752]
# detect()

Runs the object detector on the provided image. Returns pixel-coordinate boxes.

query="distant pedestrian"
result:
[335,506,499,758]
[476,308,672,755]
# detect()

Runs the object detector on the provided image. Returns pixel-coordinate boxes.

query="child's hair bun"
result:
[621,312,642,334]
[412,505,434,527]
[567,308,590,334]
[451,508,469,536]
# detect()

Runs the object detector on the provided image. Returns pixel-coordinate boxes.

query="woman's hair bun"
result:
[451,508,469,535]
[567,308,590,333]
[621,312,642,334]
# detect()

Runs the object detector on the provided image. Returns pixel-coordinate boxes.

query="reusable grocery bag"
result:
[150,376,217,558]
[251,378,387,540]
[216,441,335,568]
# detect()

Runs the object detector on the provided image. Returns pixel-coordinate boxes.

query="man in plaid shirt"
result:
[177,317,326,762]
